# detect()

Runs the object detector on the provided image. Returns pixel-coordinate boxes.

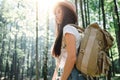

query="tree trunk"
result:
[6,33,12,80]
[99,0,101,24]
[84,0,87,26]
[112,10,119,76]
[75,0,78,25]
[75,0,78,15]
[110,49,115,76]
[113,0,120,68]
[10,64,13,80]
[14,34,18,80]
[39,41,42,78]
[101,0,106,29]
[30,41,35,80]
[43,10,49,80]
[30,61,34,80]
[21,35,26,80]
[10,21,18,80]
[79,0,85,28]
[27,51,30,77]
[21,58,25,80]
[0,33,6,78]
[15,59,20,80]
[4,48,10,79]
[4,59,9,79]
[87,0,90,25]
[101,0,111,79]
[36,0,39,80]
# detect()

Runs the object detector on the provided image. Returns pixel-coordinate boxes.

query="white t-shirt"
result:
[63,24,81,50]
[56,24,82,79]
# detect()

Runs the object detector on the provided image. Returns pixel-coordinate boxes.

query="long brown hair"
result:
[53,5,78,57]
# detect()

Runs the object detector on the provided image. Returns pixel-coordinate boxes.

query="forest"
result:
[0,0,120,80]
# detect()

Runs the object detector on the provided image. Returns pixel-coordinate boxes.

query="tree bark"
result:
[35,0,39,80]
[4,59,9,79]
[21,35,26,80]
[101,0,106,29]
[14,34,18,80]
[79,0,85,28]
[84,0,87,26]
[0,33,6,78]
[87,0,90,25]
[75,0,78,25]
[10,64,13,80]
[27,51,30,77]
[99,0,101,24]
[43,10,49,80]
[101,0,111,79]
[21,58,25,80]
[75,0,78,15]
[6,35,11,79]
[110,49,115,76]
[113,0,120,68]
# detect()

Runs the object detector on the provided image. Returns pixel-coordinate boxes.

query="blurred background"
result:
[0,0,120,80]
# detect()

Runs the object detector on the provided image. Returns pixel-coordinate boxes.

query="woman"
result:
[51,1,86,80]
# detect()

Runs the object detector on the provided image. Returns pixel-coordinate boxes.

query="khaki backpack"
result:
[71,23,114,77]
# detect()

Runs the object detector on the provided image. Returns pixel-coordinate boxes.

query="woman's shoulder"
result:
[63,24,79,36]
[64,24,77,30]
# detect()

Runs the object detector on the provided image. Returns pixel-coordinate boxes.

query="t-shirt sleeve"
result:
[63,25,78,38]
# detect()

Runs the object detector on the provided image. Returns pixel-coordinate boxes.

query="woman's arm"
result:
[52,60,60,80]
[52,70,57,80]
[61,33,76,80]
[52,67,58,80]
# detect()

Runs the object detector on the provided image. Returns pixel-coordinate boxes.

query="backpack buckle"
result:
[80,49,84,54]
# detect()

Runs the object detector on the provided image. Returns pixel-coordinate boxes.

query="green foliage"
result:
[16,48,25,59]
